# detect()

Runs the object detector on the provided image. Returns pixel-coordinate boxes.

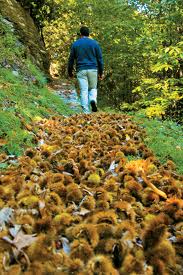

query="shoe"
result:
[90,100,97,112]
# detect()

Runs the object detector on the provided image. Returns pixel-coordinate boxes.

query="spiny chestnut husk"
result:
[0,113,182,274]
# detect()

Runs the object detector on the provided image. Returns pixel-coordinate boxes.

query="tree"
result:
[28,0,183,121]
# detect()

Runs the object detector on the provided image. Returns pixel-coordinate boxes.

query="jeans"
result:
[77,69,98,113]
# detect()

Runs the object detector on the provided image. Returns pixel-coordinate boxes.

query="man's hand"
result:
[98,74,104,80]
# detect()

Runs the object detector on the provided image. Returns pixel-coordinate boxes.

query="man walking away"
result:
[68,26,104,114]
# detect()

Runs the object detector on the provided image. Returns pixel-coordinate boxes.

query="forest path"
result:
[49,79,82,114]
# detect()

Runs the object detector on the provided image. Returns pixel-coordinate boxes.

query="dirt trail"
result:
[0,82,183,274]
[49,80,82,114]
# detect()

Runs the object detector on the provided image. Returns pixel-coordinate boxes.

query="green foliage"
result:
[125,42,183,121]
[17,0,54,27]
[117,0,183,121]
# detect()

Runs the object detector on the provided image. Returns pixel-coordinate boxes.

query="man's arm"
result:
[68,44,75,77]
[95,44,104,77]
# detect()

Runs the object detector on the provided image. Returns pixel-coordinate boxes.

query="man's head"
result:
[80,26,89,37]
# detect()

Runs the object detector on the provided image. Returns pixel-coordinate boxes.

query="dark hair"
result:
[80,26,89,36]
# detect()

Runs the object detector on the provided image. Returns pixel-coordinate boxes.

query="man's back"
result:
[68,37,103,75]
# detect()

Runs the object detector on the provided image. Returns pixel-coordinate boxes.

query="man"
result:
[68,26,104,113]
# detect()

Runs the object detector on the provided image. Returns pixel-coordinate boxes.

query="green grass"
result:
[133,112,183,174]
[0,68,73,155]
[24,59,47,86]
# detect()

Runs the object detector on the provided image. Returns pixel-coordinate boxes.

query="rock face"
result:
[0,0,49,73]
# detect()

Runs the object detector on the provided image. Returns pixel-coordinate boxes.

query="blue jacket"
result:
[68,37,104,76]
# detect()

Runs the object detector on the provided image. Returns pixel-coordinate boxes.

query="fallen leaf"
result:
[2,230,37,251]
[60,237,71,255]
[9,225,21,238]
[73,207,91,216]
[0,208,14,231]
[108,160,118,176]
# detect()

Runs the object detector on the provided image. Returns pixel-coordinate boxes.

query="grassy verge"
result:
[133,112,183,174]
[100,107,183,174]
[0,68,73,156]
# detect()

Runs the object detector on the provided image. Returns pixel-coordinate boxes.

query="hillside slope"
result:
[0,0,49,72]
[0,16,73,156]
